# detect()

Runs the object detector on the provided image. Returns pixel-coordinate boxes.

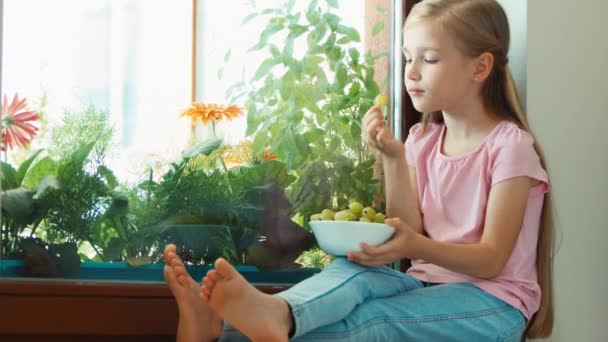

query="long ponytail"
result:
[504,68,555,338]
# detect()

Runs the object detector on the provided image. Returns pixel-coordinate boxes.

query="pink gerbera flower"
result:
[1,93,39,151]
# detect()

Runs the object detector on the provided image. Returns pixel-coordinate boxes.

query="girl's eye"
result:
[404,58,438,64]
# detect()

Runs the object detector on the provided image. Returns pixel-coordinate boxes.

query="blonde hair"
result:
[407,0,554,338]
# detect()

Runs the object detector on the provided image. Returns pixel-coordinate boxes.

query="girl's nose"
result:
[405,64,421,81]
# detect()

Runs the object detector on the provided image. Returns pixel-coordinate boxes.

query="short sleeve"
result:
[405,123,423,167]
[491,130,549,189]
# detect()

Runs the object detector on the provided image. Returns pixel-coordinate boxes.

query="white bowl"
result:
[309,221,395,256]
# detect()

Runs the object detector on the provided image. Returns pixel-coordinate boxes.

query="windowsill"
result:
[0,278,288,339]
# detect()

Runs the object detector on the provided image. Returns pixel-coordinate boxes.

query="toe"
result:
[214,258,238,280]
[163,244,177,263]
[207,270,219,282]
[177,273,189,286]
[163,265,177,286]
[203,276,215,288]
[171,255,186,270]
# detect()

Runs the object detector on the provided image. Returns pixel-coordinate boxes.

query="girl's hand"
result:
[362,106,404,158]
[347,218,418,267]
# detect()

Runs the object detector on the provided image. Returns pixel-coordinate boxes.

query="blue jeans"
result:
[220,257,526,341]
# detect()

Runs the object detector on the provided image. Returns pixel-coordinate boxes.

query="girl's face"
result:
[402,20,478,113]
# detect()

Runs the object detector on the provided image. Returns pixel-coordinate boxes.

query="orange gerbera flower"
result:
[262,146,277,161]
[180,101,243,125]
[1,93,39,151]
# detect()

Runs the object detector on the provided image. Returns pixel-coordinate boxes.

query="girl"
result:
[163,0,554,340]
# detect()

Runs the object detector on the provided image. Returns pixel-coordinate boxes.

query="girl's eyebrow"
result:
[402,46,441,54]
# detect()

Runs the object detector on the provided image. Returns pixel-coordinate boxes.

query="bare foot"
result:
[164,244,223,342]
[200,258,292,342]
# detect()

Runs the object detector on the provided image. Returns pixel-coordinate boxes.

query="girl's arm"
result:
[410,176,533,279]
[382,150,424,234]
[351,176,533,279]
[362,105,423,233]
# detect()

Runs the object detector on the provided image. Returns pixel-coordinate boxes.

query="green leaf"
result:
[279,71,297,100]
[182,138,223,158]
[1,187,35,225]
[321,33,336,48]
[348,81,361,97]
[376,6,389,16]
[315,69,329,95]
[372,21,385,36]
[1,162,18,190]
[303,55,324,75]
[224,49,232,62]
[286,0,296,14]
[288,24,308,39]
[306,0,320,24]
[16,149,43,186]
[22,156,58,189]
[249,21,284,52]
[336,64,348,87]
[348,48,360,65]
[326,0,339,9]
[253,57,279,81]
[295,133,312,159]
[323,13,341,31]
[260,8,277,15]
[336,37,350,44]
[252,133,268,157]
[269,44,281,57]
[241,12,259,26]
[329,46,342,62]
[98,165,119,189]
[307,27,324,48]
[71,136,99,168]
[338,25,360,42]
[303,128,325,144]
[282,38,295,60]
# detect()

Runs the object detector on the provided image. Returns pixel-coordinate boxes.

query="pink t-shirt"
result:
[404,120,548,320]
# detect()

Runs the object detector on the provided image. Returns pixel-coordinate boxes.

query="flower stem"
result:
[219,157,234,195]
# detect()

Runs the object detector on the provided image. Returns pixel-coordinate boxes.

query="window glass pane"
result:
[1,0,391,283]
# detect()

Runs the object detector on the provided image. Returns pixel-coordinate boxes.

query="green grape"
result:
[374,212,386,223]
[321,209,335,220]
[362,207,376,220]
[335,209,355,221]
[310,213,322,221]
[348,201,364,217]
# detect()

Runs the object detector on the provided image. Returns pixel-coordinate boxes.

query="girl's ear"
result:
[473,52,494,82]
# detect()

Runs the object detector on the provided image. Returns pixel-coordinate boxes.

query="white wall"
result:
[498,0,527,106]
[526,0,608,341]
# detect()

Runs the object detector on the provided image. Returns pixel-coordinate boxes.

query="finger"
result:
[363,106,383,127]
[348,251,389,267]
[364,118,385,144]
[362,240,399,259]
[376,126,394,148]
[362,116,383,139]
[363,104,382,119]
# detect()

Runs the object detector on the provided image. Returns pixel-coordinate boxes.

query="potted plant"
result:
[223,0,387,231]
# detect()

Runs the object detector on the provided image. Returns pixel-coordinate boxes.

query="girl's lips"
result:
[408,89,425,96]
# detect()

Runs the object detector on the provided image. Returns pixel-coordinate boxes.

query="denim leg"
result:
[274,257,424,339]
[293,282,527,342]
